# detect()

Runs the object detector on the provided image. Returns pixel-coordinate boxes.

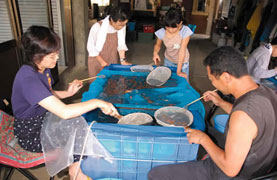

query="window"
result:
[17,0,49,32]
[192,0,209,15]
[90,0,109,7]
[0,0,14,43]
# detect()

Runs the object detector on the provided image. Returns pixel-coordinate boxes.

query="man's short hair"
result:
[203,46,248,78]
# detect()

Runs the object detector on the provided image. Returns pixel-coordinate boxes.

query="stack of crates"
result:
[143,25,154,33]
[138,25,155,42]
[81,123,199,180]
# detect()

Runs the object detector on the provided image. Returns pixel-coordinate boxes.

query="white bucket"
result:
[217,37,226,47]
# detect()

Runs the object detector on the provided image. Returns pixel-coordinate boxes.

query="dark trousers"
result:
[148,158,244,180]
[148,127,235,180]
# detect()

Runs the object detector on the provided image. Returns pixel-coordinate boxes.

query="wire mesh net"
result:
[146,66,172,86]
[130,65,154,72]
[117,112,153,125]
[155,106,193,127]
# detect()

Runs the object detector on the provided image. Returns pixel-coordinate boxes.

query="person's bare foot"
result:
[69,162,92,180]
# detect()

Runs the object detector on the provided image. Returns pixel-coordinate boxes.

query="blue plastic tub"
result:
[128,22,136,31]
[213,114,229,134]
[81,64,206,180]
[267,76,277,85]
[82,64,206,122]
[96,178,122,180]
[82,123,199,180]
[188,24,197,33]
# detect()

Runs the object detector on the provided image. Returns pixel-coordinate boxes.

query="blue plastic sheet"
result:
[82,64,205,130]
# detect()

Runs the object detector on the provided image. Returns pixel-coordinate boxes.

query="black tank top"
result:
[225,85,277,178]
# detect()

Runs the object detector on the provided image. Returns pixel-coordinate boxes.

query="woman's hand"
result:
[153,54,161,66]
[99,60,109,67]
[203,90,222,106]
[98,100,120,118]
[121,60,131,65]
[185,127,209,144]
[177,71,188,79]
[95,56,109,67]
[67,79,83,96]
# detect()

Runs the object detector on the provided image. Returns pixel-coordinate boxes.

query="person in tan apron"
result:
[87,6,131,83]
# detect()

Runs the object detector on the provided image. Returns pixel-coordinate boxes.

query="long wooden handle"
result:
[79,75,105,82]
[186,89,218,107]
[79,76,98,82]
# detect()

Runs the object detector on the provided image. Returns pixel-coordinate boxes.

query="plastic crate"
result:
[188,24,197,33]
[267,76,277,85]
[81,64,206,179]
[81,123,199,180]
[137,32,154,42]
[128,22,136,31]
[213,114,229,133]
[143,25,154,33]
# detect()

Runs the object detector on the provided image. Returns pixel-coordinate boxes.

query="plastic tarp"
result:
[40,112,115,176]
[82,64,205,131]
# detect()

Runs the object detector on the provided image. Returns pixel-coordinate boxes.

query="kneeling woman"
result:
[11,26,120,180]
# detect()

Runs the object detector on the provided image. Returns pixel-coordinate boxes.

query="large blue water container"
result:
[213,114,229,134]
[188,24,197,33]
[128,22,136,31]
[81,123,199,180]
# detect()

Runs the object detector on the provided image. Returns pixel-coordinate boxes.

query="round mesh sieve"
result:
[146,66,171,86]
[130,65,154,72]
[154,106,193,127]
[117,112,153,125]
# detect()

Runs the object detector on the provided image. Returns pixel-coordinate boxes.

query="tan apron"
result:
[88,21,119,82]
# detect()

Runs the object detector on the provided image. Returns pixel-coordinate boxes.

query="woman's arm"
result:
[38,95,119,119]
[176,36,190,78]
[87,23,109,66]
[51,80,83,99]
[153,38,162,65]
[118,50,131,65]
[87,23,100,57]
[95,55,109,67]
[117,26,130,65]
[250,47,276,78]
[252,54,277,78]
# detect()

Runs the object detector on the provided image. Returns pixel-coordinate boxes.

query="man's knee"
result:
[148,166,158,180]
[148,165,168,180]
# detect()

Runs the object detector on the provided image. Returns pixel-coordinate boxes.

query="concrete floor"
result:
[2,34,223,180]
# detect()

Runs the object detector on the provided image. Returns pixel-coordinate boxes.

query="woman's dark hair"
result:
[21,26,61,70]
[105,6,130,22]
[203,46,248,78]
[164,8,184,28]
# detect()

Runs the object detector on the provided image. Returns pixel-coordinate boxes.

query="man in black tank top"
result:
[148,46,277,180]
